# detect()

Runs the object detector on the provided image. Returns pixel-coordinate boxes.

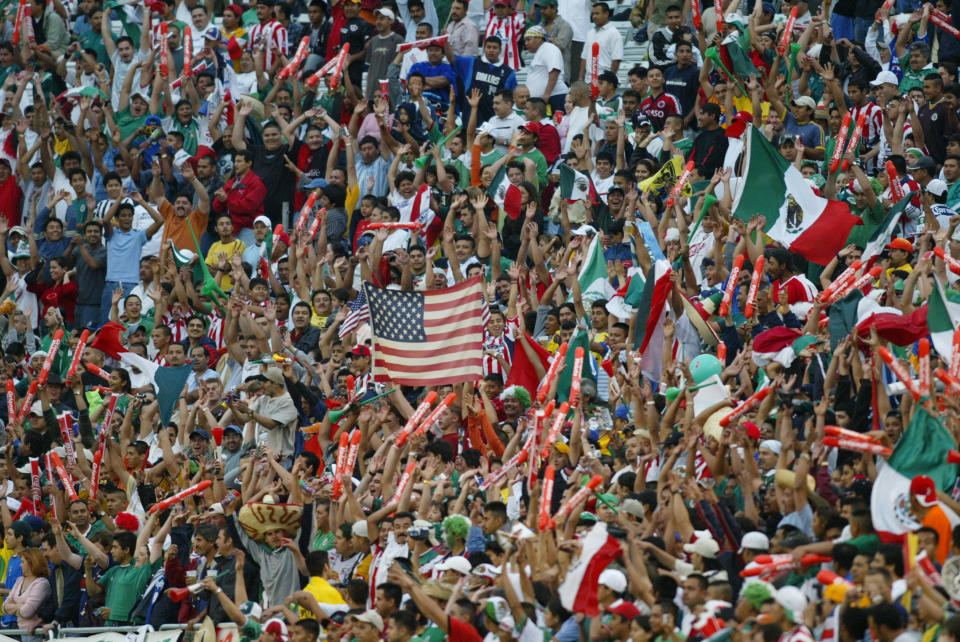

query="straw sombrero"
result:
[237,495,303,541]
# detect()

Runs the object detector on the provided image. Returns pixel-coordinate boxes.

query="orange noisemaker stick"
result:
[149,480,213,513]
[779,6,798,56]
[919,338,931,397]
[590,42,599,100]
[666,160,695,208]
[66,329,90,380]
[537,342,568,404]
[389,460,417,505]
[840,113,868,171]
[822,436,891,456]
[743,256,764,318]
[818,260,862,303]
[394,391,438,447]
[413,393,457,438]
[828,112,852,173]
[719,387,772,427]
[570,347,584,408]
[331,431,350,499]
[538,465,555,532]
[38,329,63,386]
[950,328,960,379]
[540,402,570,459]
[877,346,923,401]
[934,247,960,276]
[719,254,744,317]
[183,27,192,76]
[549,475,603,529]
[824,425,882,443]
[825,265,883,305]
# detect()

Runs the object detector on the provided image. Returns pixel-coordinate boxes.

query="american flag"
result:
[364,276,485,386]
[338,289,369,339]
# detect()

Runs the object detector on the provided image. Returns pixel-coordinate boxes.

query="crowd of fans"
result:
[0,0,959,640]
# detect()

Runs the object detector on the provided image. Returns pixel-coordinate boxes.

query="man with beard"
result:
[152,161,210,252]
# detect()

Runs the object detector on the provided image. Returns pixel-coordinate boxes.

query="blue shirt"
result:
[784,112,825,150]
[105,228,149,283]
[407,61,457,105]
[2,555,22,627]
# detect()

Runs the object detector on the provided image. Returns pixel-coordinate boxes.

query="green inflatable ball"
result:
[689,354,722,385]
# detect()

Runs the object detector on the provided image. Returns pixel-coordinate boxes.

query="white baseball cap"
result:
[598,568,627,593]
[436,555,472,575]
[738,531,770,553]
[870,70,900,86]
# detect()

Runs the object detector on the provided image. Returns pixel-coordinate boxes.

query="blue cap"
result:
[190,428,211,441]
[305,177,328,189]
[203,26,223,41]
[145,115,163,126]
[761,2,775,13]
[223,424,243,435]
[23,515,45,532]
[615,405,629,420]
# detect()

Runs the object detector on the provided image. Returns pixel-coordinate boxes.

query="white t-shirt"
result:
[526,42,567,99]
[580,22,623,83]
[131,203,162,257]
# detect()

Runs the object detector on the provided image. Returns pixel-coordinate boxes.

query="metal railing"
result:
[0,624,188,640]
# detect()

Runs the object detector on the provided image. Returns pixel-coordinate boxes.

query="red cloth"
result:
[212,169,267,234]
[35,280,77,323]
[504,331,551,399]
[537,122,561,165]
[449,618,483,642]
[0,175,23,227]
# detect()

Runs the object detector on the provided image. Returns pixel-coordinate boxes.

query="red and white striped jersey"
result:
[246,20,288,69]
[850,101,882,144]
[484,10,526,70]
[482,316,519,377]
[206,315,226,351]
[161,314,188,343]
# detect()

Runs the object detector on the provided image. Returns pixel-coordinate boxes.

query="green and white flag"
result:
[574,235,615,307]
[559,164,596,204]
[928,274,960,370]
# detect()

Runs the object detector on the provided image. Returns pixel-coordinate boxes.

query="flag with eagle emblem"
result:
[487,166,523,220]
[559,164,597,204]
[728,126,862,266]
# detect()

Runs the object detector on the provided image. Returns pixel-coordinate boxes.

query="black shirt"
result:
[249,143,295,225]
[663,62,701,116]
[690,126,729,177]
[339,18,374,86]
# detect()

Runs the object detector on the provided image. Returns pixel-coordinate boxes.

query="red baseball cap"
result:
[607,601,642,620]
[910,474,938,507]
[520,121,542,138]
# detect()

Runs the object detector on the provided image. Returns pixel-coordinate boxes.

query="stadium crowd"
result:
[1,0,960,639]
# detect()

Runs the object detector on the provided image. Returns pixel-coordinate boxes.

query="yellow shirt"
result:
[298,575,347,619]
[206,238,247,291]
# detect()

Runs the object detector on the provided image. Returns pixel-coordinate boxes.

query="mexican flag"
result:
[605,269,645,321]
[632,259,672,381]
[928,274,960,369]
[559,164,597,204]
[555,328,599,405]
[870,409,957,537]
[574,235,616,307]
[558,522,622,616]
[862,192,914,263]
[729,126,862,265]
[488,167,523,221]
[89,322,192,424]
